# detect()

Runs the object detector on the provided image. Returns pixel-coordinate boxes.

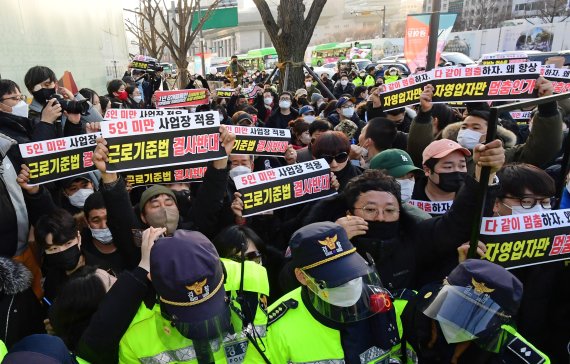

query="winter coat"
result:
[0,258,44,349]
[302,175,499,290]
[75,267,152,364]
[0,134,29,257]
[266,107,299,129]
[332,81,356,99]
[407,102,563,173]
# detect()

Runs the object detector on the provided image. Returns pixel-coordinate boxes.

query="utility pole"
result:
[426,0,441,71]
[382,5,386,38]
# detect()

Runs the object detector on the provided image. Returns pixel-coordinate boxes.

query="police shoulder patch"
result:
[504,336,546,364]
[267,298,298,326]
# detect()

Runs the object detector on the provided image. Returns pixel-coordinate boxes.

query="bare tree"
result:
[253,0,327,91]
[465,0,510,30]
[124,0,166,60]
[126,0,221,88]
[525,0,570,24]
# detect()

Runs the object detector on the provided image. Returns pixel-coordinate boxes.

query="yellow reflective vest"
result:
[244,287,418,363]
[119,259,269,364]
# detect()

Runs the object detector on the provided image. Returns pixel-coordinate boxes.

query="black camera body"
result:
[147,61,164,73]
[52,94,90,115]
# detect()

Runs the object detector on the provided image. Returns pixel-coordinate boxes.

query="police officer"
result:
[401,259,550,363]
[363,65,376,87]
[245,221,416,364]
[119,229,269,363]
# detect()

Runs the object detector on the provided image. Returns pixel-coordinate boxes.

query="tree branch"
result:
[303,0,327,46]
[252,0,279,38]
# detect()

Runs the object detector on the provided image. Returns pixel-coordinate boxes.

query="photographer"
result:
[23,66,84,140]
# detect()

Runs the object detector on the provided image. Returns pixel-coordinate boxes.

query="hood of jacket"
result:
[0,257,32,295]
[0,133,16,159]
[442,121,517,148]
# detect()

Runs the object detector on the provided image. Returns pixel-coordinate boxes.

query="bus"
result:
[311,42,372,66]
[237,47,278,71]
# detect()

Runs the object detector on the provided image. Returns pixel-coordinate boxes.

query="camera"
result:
[52,94,90,115]
[147,61,163,73]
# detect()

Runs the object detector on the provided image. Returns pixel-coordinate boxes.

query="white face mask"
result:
[279,100,291,109]
[133,95,143,103]
[397,178,415,203]
[320,277,363,307]
[229,165,252,179]
[10,100,29,118]
[90,227,113,244]
[457,128,484,150]
[264,97,273,105]
[340,80,348,86]
[305,82,312,88]
[68,188,94,208]
[504,202,548,215]
[303,115,315,124]
[342,107,354,118]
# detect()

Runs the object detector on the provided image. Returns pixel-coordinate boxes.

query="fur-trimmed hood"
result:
[0,257,32,295]
[442,121,517,148]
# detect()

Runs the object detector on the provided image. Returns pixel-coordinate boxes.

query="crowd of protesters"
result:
[0,55,569,364]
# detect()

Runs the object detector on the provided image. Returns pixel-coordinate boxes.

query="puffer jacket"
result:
[0,258,44,349]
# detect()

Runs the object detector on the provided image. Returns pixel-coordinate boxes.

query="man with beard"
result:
[303,140,505,291]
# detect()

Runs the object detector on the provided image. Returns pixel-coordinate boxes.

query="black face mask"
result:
[44,245,82,271]
[363,221,399,240]
[352,221,400,262]
[434,171,467,193]
[32,87,56,105]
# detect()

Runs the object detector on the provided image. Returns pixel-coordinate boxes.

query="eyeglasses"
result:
[231,250,262,264]
[0,94,28,103]
[341,104,354,109]
[353,205,400,220]
[502,195,553,209]
[317,152,349,164]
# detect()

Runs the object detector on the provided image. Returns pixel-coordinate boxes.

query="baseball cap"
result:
[139,185,176,210]
[295,88,308,98]
[311,93,324,104]
[422,139,471,165]
[150,230,227,325]
[290,222,370,287]
[369,149,422,178]
[299,105,315,115]
[447,259,523,315]
[335,96,356,109]
[2,334,78,364]
[235,112,254,125]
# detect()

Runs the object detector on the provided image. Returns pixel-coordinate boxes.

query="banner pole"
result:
[426,0,441,71]
[467,106,498,259]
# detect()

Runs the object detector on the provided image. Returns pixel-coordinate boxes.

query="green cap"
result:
[140,185,176,209]
[369,149,422,178]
